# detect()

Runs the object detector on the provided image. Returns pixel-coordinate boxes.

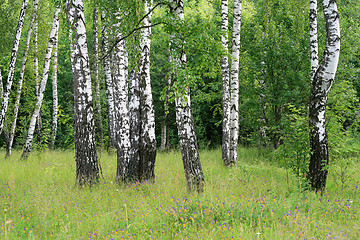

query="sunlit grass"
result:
[0,148,359,239]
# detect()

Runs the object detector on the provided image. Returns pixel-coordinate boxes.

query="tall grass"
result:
[0,148,359,239]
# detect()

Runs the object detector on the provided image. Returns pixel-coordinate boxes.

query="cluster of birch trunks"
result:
[0,0,341,193]
[0,0,206,192]
[220,0,340,192]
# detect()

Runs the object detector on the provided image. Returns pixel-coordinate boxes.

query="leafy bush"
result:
[273,105,309,190]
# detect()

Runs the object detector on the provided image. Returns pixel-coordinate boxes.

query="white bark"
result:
[7,0,38,157]
[161,55,172,151]
[69,27,74,66]
[128,69,140,180]
[160,118,167,151]
[310,0,318,81]
[138,0,157,181]
[229,0,242,165]
[0,0,29,135]
[259,78,268,147]
[160,81,170,151]
[101,12,116,149]
[320,0,340,92]
[170,0,205,193]
[33,4,41,143]
[124,47,129,86]
[221,0,231,165]
[50,20,59,149]
[93,6,103,147]
[67,0,99,185]
[308,0,340,192]
[34,10,39,96]
[113,29,130,182]
[259,31,268,148]
[21,7,60,159]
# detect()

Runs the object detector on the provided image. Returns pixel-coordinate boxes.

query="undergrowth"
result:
[0,148,359,239]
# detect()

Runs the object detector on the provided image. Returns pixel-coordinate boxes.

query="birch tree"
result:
[138,0,157,181]
[221,0,231,165]
[0,0,29,135]
[308,0,340,192]
[310,0,318,80]
[66,0,99,186]
[259,31,268,148]
[160,116,167,150]
[21,7,60,159]
[33,6,41,142]
[92,6,103,147]
[7,0,38,157]
[113,28,130,182]
[128,68,141,181]
[33,13,39,94]
[50,20,59,150]
[160,72,171,151]
[170,0,205,193]
[101,13,116,150]
[229,0,242,165]
[259,77,268,148]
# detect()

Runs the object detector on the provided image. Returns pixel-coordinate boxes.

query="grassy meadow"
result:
[0,148,359,239]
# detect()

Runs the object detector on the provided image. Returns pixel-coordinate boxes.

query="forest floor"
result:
[0,148,359,239]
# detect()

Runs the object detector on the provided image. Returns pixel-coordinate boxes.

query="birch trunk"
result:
[66,0,99,186]
[229,0,242,165]
[259,31,268,148]
[33,7,42,143]
[7,0,38,157]
[138,0,157,181]
[22,8,60,159]
[128,69,141,181]
[0,0,29,135]
[33,14,39,95]
[21,11,57,155]
[160,72,171,151]
[170,0,205,193]
[101,13,116,150]
[50,22,59,150]
[113,30,130,182]
[308,0,340,192]
[310,0,319,81]
[221,0,231,165]
[93,6,103,147]
[160,118,167,151]
[124,46,129,86]
[259,78,268,148]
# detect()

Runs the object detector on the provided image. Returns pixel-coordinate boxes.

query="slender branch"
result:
[102,22,164,60]
[137,2,165,29]
[101,1,170,60]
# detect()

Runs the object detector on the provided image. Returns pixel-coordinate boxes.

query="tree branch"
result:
[103,22,164,60]
[101,1,170,60]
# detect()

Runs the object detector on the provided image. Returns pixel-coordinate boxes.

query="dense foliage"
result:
[0,0,360,236]
[0,0,359,167]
